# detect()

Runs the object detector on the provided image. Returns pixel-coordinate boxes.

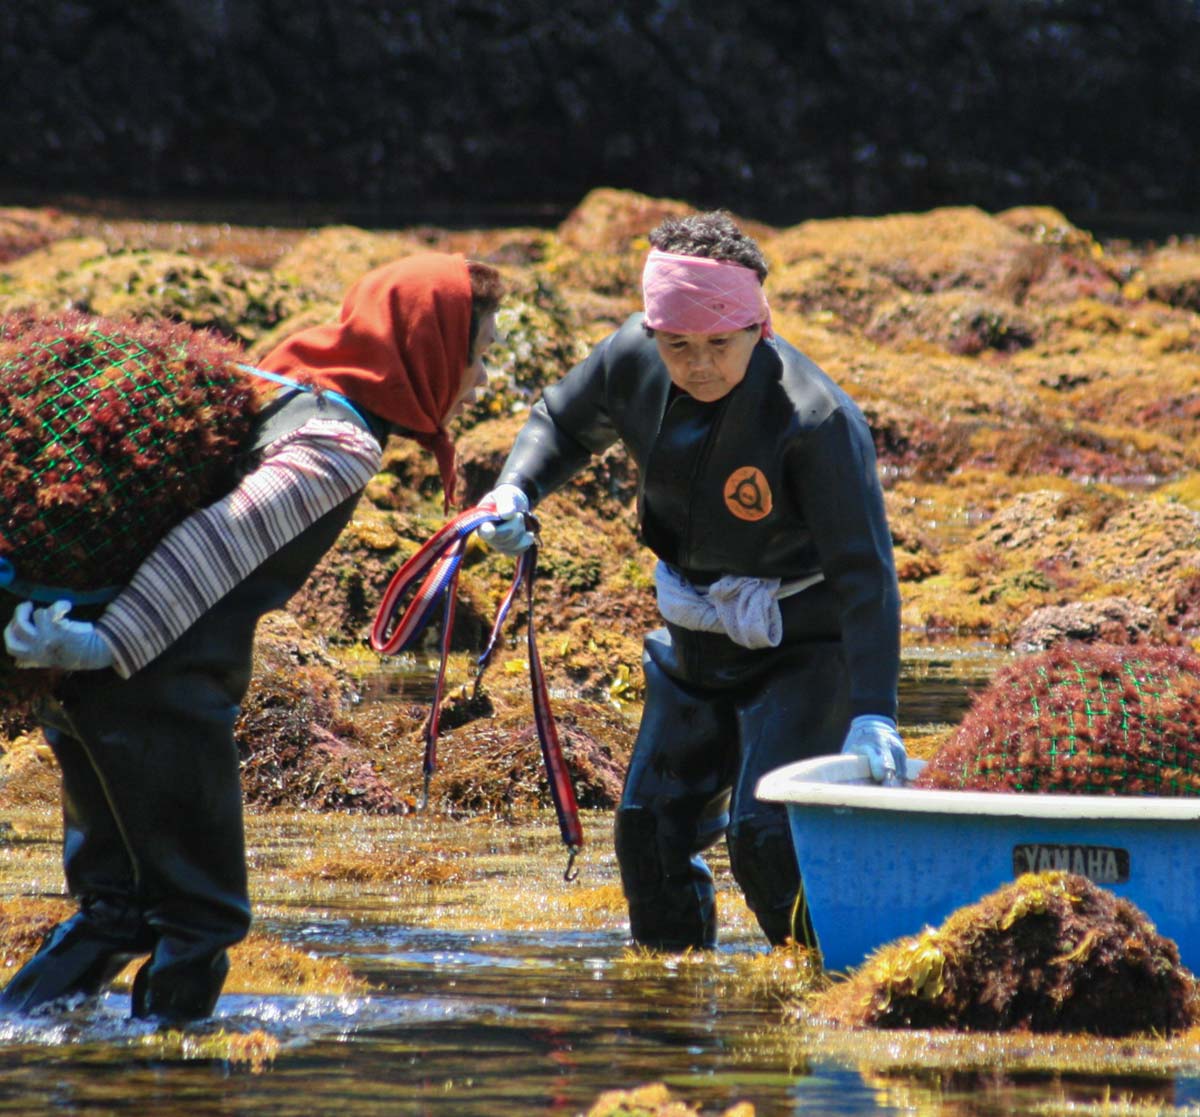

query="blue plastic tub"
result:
[756,755,1200,974]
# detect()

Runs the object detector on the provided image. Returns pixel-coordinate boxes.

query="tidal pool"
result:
[4,647,1200,1116]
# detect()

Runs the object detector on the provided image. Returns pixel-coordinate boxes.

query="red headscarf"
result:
[258,252,473,508]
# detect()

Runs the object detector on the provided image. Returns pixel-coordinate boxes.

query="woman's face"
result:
[654,324,762,402]
[447,312,498,419]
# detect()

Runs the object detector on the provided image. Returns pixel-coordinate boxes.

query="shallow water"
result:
[5,648,1200,1116]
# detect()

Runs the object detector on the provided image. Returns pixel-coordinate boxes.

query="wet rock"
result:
[1138,241,1200,313]
[237,633,414,814]
[0,246,308,345]
[1013,597,1166,651]
[5,5,1200,223]
[808,871,1199,1035]
[585,1082,755,1117]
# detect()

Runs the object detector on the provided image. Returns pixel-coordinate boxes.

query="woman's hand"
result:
[4,600,115,671]
[477,484,535,555]
[841,714,907,785]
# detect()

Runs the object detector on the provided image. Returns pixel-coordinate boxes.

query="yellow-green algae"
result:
[584,1081,755,1116]
[4,190,1195,672]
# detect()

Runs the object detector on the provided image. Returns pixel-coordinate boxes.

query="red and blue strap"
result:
[369,502,583,876]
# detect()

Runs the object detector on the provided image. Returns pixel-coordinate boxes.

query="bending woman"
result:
[2,252,502,1022]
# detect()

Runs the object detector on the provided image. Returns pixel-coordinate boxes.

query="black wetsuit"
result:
[0,391,385,1021]
[498,314,900,947]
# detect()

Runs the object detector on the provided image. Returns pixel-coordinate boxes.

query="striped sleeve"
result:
[96,416,383,678]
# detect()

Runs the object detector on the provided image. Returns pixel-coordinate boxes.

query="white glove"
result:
[841,714,907,785]
[3,600,115,671]
[477,484,535,555]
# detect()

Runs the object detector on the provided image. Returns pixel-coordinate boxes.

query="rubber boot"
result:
[57,658,252,1023]
[726,817,812,946]
[45,581,265,1023]
[130,943,231,1024]
[614,652,737,950]
[0,897,151,1012]
[615,806,719,950]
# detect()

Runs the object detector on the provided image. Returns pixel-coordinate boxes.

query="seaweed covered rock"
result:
[915,644,1200,793]
[808,872,1199,1035]
[899,486,1200,638]
[1138,241,1200,314]
[0,731,60,809]
[236,628,414,814]
[544,188,698,330]
[0,207,71,266]
[460,270,590,426]
[0,246,308,346]
[585,1082,754,1117]
[1013,597,1166,652]
[426,691,631,814]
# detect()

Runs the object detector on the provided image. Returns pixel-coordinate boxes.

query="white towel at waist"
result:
[653,561,825,649]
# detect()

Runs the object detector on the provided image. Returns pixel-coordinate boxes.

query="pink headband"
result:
[642,248,772,338]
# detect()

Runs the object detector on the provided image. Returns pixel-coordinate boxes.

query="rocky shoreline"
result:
[1,188,1198,814]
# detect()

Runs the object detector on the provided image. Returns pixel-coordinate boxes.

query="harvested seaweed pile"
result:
[0,310,259,712]
[807,872,1199,1035]
[0,310,257,590]
[915,643,1200,794]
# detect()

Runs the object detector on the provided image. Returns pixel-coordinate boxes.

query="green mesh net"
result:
[0,311,260,719]
[915,644,1200,795]
[0,311,259,595]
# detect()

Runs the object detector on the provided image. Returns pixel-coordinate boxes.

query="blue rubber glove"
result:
[477,484,535,555]
[841,714,907,785]
[3,600,115,671]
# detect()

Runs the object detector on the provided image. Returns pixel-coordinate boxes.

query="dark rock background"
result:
[2,0,1199,231]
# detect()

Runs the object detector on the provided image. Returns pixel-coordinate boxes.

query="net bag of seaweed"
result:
[914,643,1200,795]
[0,310,260,713]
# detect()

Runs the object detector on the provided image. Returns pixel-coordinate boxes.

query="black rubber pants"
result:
[0,601,255,1022]
[614,625,850,950]
[0,496,359,1021]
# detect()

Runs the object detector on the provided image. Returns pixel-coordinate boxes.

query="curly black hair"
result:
[647,210,768,282]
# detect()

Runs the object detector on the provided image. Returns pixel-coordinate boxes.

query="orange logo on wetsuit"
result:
[722,466,773,521]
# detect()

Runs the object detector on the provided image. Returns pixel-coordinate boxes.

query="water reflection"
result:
[898,643,1010,731]
[3,909,1197,1117]
[348,640,1009,733]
